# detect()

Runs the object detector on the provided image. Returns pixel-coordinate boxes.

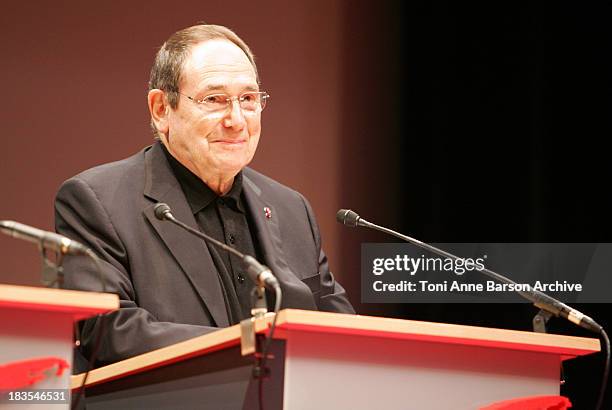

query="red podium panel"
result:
[0,284,118,409]
[70,309,600,410]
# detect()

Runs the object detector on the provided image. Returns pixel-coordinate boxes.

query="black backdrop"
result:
[340,1,612,408]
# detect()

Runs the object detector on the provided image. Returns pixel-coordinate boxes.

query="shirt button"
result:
[228,233,235,244]
[217,198,225,206]
[237,273,245,284]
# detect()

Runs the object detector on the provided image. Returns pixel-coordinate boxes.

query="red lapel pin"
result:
[264,207,272,219]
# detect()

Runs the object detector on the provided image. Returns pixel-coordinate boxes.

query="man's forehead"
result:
[183,70,258,94]
[182,39,256,85]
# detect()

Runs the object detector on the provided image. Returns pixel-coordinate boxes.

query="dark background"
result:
[1,1,611,408]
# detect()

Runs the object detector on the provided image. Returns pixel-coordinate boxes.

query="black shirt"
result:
[161,143,261,325]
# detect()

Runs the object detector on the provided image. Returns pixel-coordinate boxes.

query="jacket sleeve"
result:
[55,177,216,369]
[300,194,356,314]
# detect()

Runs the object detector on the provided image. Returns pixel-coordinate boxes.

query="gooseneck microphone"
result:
[154,203,279,291]
[0,220,90,255]
[336,209,603,334]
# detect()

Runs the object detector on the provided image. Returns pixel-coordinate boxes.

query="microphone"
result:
[0,220,89,256]
[153,203,279,291]
[336,209,365,228]
[336,209,603,334]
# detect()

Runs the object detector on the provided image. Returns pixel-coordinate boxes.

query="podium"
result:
[70,309,599,410]
[0,284,118,409]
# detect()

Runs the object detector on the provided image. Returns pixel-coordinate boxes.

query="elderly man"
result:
[55,24,354,368]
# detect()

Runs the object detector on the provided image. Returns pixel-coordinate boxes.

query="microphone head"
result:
[336,209,361,227]
[154,203,172,221]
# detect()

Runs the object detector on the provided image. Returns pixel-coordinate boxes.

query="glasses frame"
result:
[176,90,270,114]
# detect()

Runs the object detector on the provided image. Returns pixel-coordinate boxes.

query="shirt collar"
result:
[160,142,245,214]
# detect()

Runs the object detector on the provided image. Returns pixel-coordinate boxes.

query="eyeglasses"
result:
[177,91,270,114]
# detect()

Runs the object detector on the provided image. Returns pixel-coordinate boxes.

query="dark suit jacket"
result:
[55,142,354,367]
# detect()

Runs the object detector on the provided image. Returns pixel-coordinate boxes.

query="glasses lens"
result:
[201,94,228,111]
[240,92,261,112]
[191,91,268,114]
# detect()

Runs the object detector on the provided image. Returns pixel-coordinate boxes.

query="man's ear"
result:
[148,89,170,136]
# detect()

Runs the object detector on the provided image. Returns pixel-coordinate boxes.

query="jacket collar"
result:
[142,142,230,327]
[242,172,318,310]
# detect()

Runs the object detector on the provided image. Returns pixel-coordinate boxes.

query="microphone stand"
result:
[337,209,610,410]
[40,247,64,288]
[337,209,602,333]
[153,204,282,391]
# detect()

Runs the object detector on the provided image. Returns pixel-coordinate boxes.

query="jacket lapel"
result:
[142,143,229,328]
[242,173,318,310]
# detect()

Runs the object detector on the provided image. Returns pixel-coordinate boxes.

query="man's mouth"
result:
[212,138,247,145]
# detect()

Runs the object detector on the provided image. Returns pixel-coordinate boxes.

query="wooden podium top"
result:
[71,309,600,389]
[0,284,119,321]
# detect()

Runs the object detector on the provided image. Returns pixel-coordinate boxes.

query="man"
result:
[55,24,354,368]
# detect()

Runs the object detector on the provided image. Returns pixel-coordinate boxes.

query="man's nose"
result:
[223,98,246,130]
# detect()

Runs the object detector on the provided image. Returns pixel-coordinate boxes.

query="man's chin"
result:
[212,158,250,176]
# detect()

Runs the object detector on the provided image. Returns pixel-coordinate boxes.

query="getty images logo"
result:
[372,254,486,276]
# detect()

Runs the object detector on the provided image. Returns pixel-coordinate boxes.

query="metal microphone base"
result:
[240,286,269,356]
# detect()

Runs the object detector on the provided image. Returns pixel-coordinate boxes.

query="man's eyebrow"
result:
[200,83,260,92]
[202,83,226,91]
